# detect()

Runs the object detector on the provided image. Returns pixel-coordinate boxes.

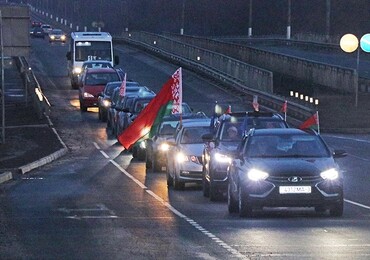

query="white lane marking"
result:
[345,199,370,210]
[93,142,110,158]
[325,135,370,144]
[105,155,246,258]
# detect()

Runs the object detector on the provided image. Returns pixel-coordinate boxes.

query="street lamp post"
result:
[248,0,252,37]
[287,0,291,39]
[180,0,185,35]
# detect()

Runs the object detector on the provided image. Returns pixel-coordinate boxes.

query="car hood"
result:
[178,143,204,156]
[246,157,338,176]
[83,85,106,95]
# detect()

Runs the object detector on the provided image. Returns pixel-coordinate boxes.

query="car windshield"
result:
[181,126,210,144]
[104,83,121,95]
[85,72,120,85]
[245,134,330,158]
[51,30,63,35]
[159,122,178,136]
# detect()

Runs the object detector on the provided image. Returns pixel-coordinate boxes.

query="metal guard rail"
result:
[114,32,314,127]
[15,56,51,119]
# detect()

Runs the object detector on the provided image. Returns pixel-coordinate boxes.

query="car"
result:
[73,60,116,89]
[201,111,289,201]
[227,128,347,218]
[145,108,206,172]
[30,27,45,38]
[115,94,156,138]
[78,68,122,112]
[107,86,155,136]
[41,24,52,35]
[31,21,42,27]
[98,81,140,122]
[166,118,212,190]
[48,29,67,43]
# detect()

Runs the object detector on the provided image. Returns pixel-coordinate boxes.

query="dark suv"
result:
[201,111,289,201]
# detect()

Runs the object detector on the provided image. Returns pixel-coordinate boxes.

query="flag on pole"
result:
[280,100,287,121]
[225,105,232,114]
[299,111,320,134]
[119,73,127,97]
[117,68,182,149]
[252,95,259,111]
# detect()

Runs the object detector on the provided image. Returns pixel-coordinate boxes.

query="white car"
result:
[166,118,211,190]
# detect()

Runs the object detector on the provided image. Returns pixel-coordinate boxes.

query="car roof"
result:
[179,118,211,127]
[249,128,315,136]
[85,68,117,73]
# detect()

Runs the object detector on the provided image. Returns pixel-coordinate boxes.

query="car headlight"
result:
[176,152,189,163]
[159,143,170,152]
[214,152,231,164]
[320,168,339,180]
[83,92,94,98]
[61,35,66,40]
[50,35,55,40]
[247,168,269,181]
[73,67,82,74]
[102,100,111,107]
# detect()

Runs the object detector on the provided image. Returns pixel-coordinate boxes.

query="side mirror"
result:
[66,51,71,60]
[333,149,347,158]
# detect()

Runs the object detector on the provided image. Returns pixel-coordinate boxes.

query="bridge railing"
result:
[115,31,314,127]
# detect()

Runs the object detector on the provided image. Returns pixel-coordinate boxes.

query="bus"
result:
[66,32,119,88]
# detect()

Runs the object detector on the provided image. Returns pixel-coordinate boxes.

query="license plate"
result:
[279,186,311,194]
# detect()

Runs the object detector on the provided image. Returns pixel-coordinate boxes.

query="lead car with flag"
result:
[117,68,183,151]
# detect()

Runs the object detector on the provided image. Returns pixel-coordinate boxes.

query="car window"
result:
[245,135,330,158]
[180,126,210,144]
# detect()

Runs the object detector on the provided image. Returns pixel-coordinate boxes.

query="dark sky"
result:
[22,0,370,37]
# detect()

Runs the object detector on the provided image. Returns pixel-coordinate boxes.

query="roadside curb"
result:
[0,172,13,184]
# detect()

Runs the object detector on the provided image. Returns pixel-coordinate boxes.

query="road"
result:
[0,35,369,259]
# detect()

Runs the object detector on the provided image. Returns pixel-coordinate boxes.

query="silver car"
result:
[166,118,211,190]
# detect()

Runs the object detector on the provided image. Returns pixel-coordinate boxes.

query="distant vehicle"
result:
[78,68,121,112]
[66,32,119,89]
[30,27,45,38]
[98,81,140,122]
[41,24,52,34]
[227,128,346,218]
[31,21,42,27]
[166,118,212,190]
[201,111,289,201]
[48,29,67,43]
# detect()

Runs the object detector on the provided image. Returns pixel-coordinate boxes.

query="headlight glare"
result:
[214,152,231,163]
[159,143,170,152]
[102,100,111,107]
[83,92,94,98]
[176,152,188,163]
[73,67,82,74]
[247,168,269,181]
[320,168,339,180]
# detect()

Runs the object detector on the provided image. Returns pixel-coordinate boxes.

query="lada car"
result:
[227,128,346,217]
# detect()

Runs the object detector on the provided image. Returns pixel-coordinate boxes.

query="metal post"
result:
[180,0,185,35]
[355,48,359,107]
[0,11,5,143]
[248,0,253,37]
[287,0,291,39]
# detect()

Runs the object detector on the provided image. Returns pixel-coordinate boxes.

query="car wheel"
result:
[238,185,253,218]
[173,174,184,190]
[329,199,344,217]
[202,168,210,197]
[209,180,221,201]
[228,181,238,213]
[166,166,173,187]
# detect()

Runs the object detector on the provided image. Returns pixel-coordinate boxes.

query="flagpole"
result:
[316,110,320,134]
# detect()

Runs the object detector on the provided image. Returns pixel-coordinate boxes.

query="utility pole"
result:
[287,0,291,39]
[325,0,331,42]
[248,0,253,37]
[0,10,5,143]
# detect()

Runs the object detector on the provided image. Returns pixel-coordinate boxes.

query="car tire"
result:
[166,166,173,187]
[202,168,210,197]
[238,185,253,218]
[329,199,344,217]
[209,180,221,201]
[173,174,184,190]
[228,181,238,213]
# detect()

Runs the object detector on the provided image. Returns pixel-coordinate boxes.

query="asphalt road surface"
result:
[0,34,369,259]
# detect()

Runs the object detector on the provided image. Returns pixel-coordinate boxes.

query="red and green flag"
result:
[117,68,182,149]
[299,111,320,134]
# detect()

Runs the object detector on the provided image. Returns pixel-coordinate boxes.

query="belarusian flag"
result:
[299,111,319,133]
[117,68,182,149]
[119,73,127,97]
